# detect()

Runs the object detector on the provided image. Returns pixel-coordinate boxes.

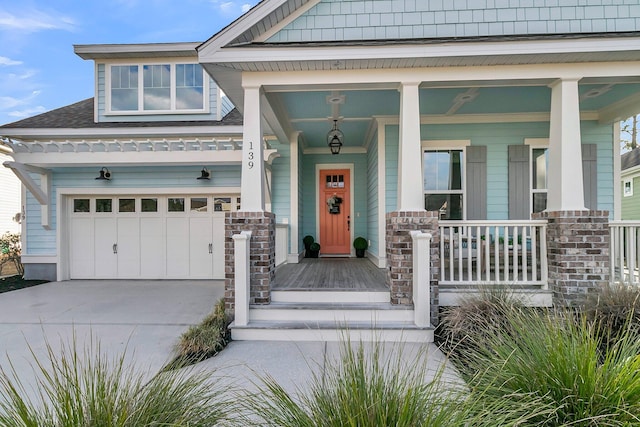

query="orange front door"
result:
[319,169,351,255]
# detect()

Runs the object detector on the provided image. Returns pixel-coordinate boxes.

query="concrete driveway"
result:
[0,279,225,385]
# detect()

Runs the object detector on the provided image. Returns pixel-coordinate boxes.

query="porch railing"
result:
[439,220,548,288]
[610,221,640,286]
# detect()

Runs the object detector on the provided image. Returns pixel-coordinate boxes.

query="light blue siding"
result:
[220,95,235,117]
[367,132,379,257]
[385,125,399,213]
[300,153,368,245]
[267,0,640,43]
[581,121,615,215]
[24,166,241,254]
[97,63,221,123]
[270,140,291,253]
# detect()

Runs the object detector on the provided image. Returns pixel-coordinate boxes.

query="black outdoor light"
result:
[95,167,111,181]
[197,167,210,180]
[327,119,343,155]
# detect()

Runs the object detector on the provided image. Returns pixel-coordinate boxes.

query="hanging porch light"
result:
[326,119,343,155]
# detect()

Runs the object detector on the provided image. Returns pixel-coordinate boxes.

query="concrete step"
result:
[249,302,413,323]
[271,290,390,304]
[230,320,434,342]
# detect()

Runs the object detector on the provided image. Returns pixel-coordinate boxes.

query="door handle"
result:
[113,243,117,254]
[347,215,350,232]
[208,243,213,254]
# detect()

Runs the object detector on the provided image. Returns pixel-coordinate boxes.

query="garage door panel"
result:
[140,217,165,278]
[189,217,213,278]
[68,195,233,280]
[212,214,225,279]
[94,218,117,278]
[117,218,141,278]
[70,218,94,278]
[166,217,189,277]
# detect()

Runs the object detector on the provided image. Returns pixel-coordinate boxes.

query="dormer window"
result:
[108,63,207,114]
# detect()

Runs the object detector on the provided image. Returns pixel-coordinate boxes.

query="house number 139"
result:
[247,141,254,169]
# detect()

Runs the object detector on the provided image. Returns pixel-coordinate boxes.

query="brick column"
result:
[534,210,609,306]
[386,211,440,326]
[224,211,275,311]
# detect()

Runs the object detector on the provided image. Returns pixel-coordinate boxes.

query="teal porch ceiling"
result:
[272,83,640,149]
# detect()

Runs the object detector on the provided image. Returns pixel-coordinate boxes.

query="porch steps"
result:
[271,290,390,304]
[230,290,433,343]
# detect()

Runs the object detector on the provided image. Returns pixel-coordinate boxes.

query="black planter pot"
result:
[355,249,365,258]
[308,250,319,258]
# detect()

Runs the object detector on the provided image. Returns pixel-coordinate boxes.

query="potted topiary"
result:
[303,235,315,258]
[308,242,321,258]
[353,237,368,258]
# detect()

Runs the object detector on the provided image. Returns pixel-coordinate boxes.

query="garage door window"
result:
[119,199,136,212]
[168,198,185,212]
[74,199,90,213]
[141,198,158,212]
[96,199,112,213]
[191,197,207,212]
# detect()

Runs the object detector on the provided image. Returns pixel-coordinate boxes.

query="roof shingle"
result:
[0,98,242,129]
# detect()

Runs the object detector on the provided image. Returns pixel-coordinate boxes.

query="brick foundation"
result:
[534,210,609,306]
[224,211,276,311]
[386,211,439,326]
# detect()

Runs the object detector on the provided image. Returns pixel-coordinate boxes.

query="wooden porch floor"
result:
[273,258,389,291]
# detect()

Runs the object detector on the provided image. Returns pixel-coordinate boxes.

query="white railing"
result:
[439,220,548,288]
[610,221,640,286]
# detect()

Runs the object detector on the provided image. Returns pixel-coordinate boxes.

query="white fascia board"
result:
[198,0,293,55]
[0,126,243,140]
[621,164,640,178]
[204,36,640,67]
[74,42,201,60]
[238,61,640,87]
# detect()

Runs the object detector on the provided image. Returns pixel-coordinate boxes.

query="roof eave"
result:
[74,42,201,60]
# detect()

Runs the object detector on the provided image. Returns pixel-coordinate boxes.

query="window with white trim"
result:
[531,147,548,213]
[423,149,464,220]
[624,179,633,197]
[108,63,206,113]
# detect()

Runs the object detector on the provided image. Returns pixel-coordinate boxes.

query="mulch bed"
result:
[0,275,49,294]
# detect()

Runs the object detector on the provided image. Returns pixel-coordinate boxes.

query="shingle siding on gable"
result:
[267,0,640,42]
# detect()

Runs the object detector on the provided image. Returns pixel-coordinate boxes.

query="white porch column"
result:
[240,85,265,211]
[547,78,586,211]
[398,82,424,211]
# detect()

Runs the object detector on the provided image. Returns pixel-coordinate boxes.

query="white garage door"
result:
[68,195,240,279]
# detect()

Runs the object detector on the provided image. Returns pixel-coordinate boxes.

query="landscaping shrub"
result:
[167,298,231,369]
[436,288,526,365]
[0,233,22,277]
[584,283,640,349]
[462,308,640,426]
[250,338,552,427]
[0,336,240,426]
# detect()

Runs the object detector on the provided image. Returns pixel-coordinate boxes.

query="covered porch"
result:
[196,17,640,341]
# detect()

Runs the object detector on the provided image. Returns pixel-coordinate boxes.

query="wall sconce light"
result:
[197,168,210,180]
[95,167,111,181]
[327,119,343,155]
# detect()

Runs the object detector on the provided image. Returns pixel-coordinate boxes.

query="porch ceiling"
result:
[269,81,640,150]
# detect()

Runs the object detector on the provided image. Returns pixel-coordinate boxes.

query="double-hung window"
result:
[423,149,465,220]
[531,147,548,213]
[109,63,206,113]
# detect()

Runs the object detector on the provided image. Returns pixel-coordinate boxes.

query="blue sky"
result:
[0,0,259,125]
